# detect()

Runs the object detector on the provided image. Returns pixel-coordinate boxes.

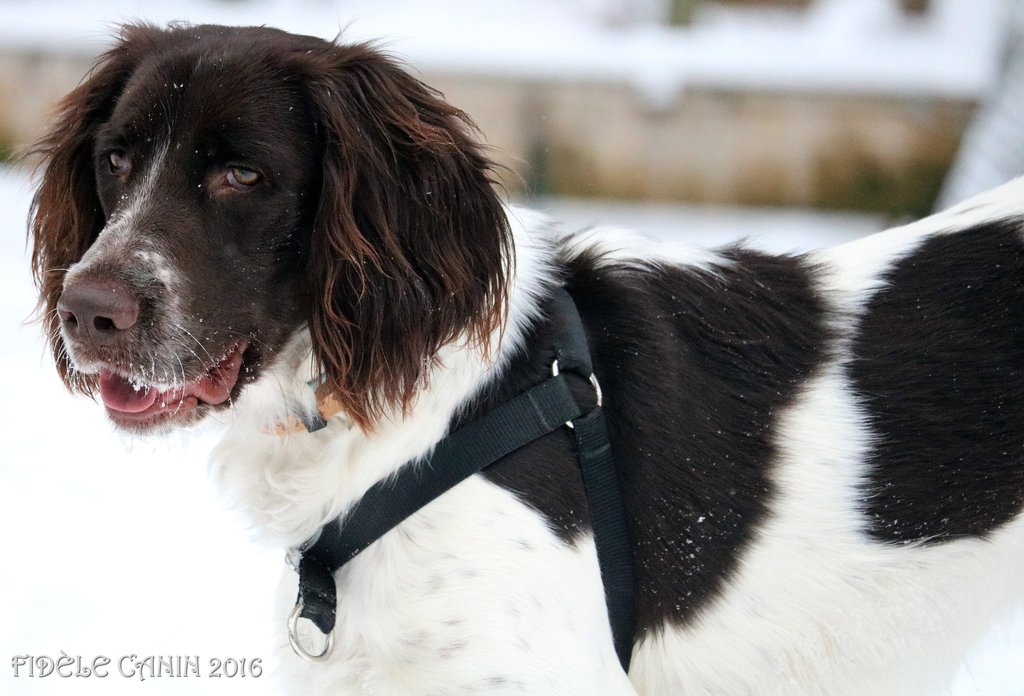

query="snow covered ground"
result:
[0,164,1021,694]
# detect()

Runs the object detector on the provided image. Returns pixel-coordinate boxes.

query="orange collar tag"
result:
[265,381,344,436]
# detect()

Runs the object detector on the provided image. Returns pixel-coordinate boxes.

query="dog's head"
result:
[30,23,510,432]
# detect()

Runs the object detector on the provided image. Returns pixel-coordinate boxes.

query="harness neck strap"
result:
[288,288,636,671]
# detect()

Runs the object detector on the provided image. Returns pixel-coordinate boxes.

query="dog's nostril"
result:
[94,316,117,332]
[57,307,78,327]
[58,280,141,342]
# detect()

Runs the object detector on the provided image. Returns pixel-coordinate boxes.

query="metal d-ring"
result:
[287,601,335,663]
[551,359,603,429]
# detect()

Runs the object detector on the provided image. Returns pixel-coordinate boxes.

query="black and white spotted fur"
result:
[29,23,1024,695]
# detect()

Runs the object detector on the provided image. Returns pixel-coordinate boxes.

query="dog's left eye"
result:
[106,150,130,177]
[226,166,261,190]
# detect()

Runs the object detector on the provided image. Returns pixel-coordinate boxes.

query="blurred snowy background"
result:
[1,0,1023,694]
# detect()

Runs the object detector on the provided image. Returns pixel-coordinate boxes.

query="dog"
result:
[29,22,1024,695]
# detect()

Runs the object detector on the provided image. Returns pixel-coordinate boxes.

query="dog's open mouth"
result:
[97,342,247,427]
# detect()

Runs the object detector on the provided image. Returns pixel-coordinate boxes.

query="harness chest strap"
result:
[285,289,637,672]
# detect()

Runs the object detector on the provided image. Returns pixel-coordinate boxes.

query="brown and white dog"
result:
[29,23,1024,695]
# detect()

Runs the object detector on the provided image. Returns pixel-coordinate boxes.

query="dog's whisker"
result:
[175,324,218,371]
[223,328,267,352]
[169,352,187,417]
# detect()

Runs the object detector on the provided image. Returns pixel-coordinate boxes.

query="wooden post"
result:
[668,0,700,26]
[899,0,930,14]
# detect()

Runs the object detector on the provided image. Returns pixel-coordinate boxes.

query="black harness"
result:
[287,288,636,671]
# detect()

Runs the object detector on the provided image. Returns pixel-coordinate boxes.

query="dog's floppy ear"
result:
[302,43,511,429]
[28,24,164,393]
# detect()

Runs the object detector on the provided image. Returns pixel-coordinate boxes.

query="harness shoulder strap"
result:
[549,289,636,668]
[291,288,636,671]
[572,407,635,669]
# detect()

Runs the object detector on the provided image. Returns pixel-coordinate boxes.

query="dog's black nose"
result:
[57,280,140,344]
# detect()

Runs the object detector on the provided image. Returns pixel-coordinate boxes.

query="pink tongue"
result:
[99,370,160,413]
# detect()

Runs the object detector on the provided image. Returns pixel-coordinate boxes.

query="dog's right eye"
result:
[106,150,130,177]
[226,166,261,191]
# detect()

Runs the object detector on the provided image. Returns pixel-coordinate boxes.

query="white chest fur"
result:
[273,477,635,695]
